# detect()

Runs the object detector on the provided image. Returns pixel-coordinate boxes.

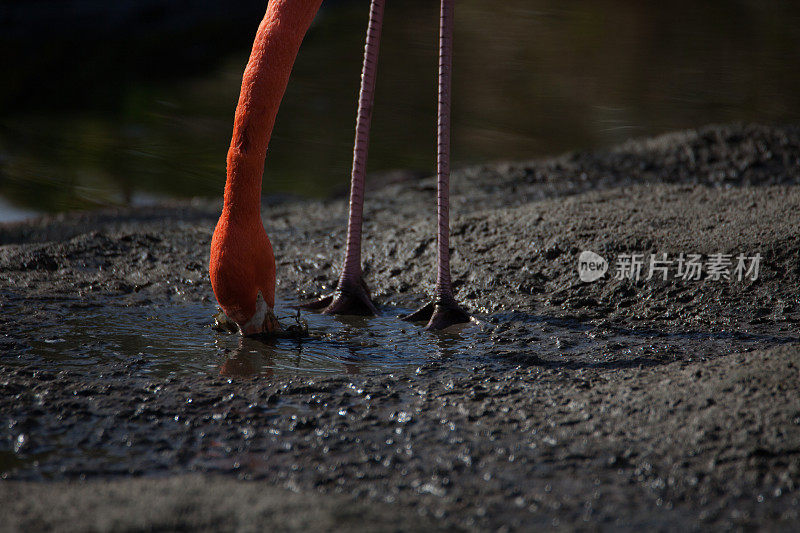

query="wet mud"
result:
[2,123,800,530]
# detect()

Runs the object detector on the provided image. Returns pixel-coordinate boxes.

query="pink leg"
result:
[435,0,455,304]
[302,0,384,316]
[404,0,470,330]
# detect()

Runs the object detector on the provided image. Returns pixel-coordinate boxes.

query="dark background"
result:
[1,0,799,218]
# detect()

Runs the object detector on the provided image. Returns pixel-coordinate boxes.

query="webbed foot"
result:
[300,277,378,316]
[402,295,470,330]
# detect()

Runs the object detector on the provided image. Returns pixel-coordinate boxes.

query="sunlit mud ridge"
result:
[1,124,799,530]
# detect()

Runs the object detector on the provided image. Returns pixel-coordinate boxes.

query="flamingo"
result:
[210,0,469,335]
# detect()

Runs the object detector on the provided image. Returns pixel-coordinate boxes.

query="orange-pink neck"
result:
[223,0,323,222]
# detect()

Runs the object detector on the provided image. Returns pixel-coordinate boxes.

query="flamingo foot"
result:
[402,296,470,331]
[300,277,378,316]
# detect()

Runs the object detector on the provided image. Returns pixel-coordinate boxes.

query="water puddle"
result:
[6,297,797,380]
[9,299,489,379]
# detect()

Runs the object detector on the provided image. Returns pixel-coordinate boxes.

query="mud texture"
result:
[2,123,800,530]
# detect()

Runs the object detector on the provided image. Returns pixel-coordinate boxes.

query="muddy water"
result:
[2,299,796,486]
[8,299,485,378]
[6,298,796,382]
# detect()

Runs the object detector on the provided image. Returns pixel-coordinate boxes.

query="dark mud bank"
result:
[2,123,800,530]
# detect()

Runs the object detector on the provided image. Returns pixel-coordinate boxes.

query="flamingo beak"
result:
[220,291,281,337]
[240,308,281,337]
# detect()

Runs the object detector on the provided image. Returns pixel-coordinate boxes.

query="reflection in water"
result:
[217,312,443,378]
[219,338,276,379]
[219,333,365,379]
[1,1,799,215]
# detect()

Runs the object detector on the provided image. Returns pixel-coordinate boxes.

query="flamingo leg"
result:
[301,0,384,316]
[403,0,470,330]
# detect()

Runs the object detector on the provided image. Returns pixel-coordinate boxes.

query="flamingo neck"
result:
[222,0,322,223]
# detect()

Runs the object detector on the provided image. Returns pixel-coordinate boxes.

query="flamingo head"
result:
[209,213,280,336]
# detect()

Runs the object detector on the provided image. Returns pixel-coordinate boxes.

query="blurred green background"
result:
[1,0,799,220]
